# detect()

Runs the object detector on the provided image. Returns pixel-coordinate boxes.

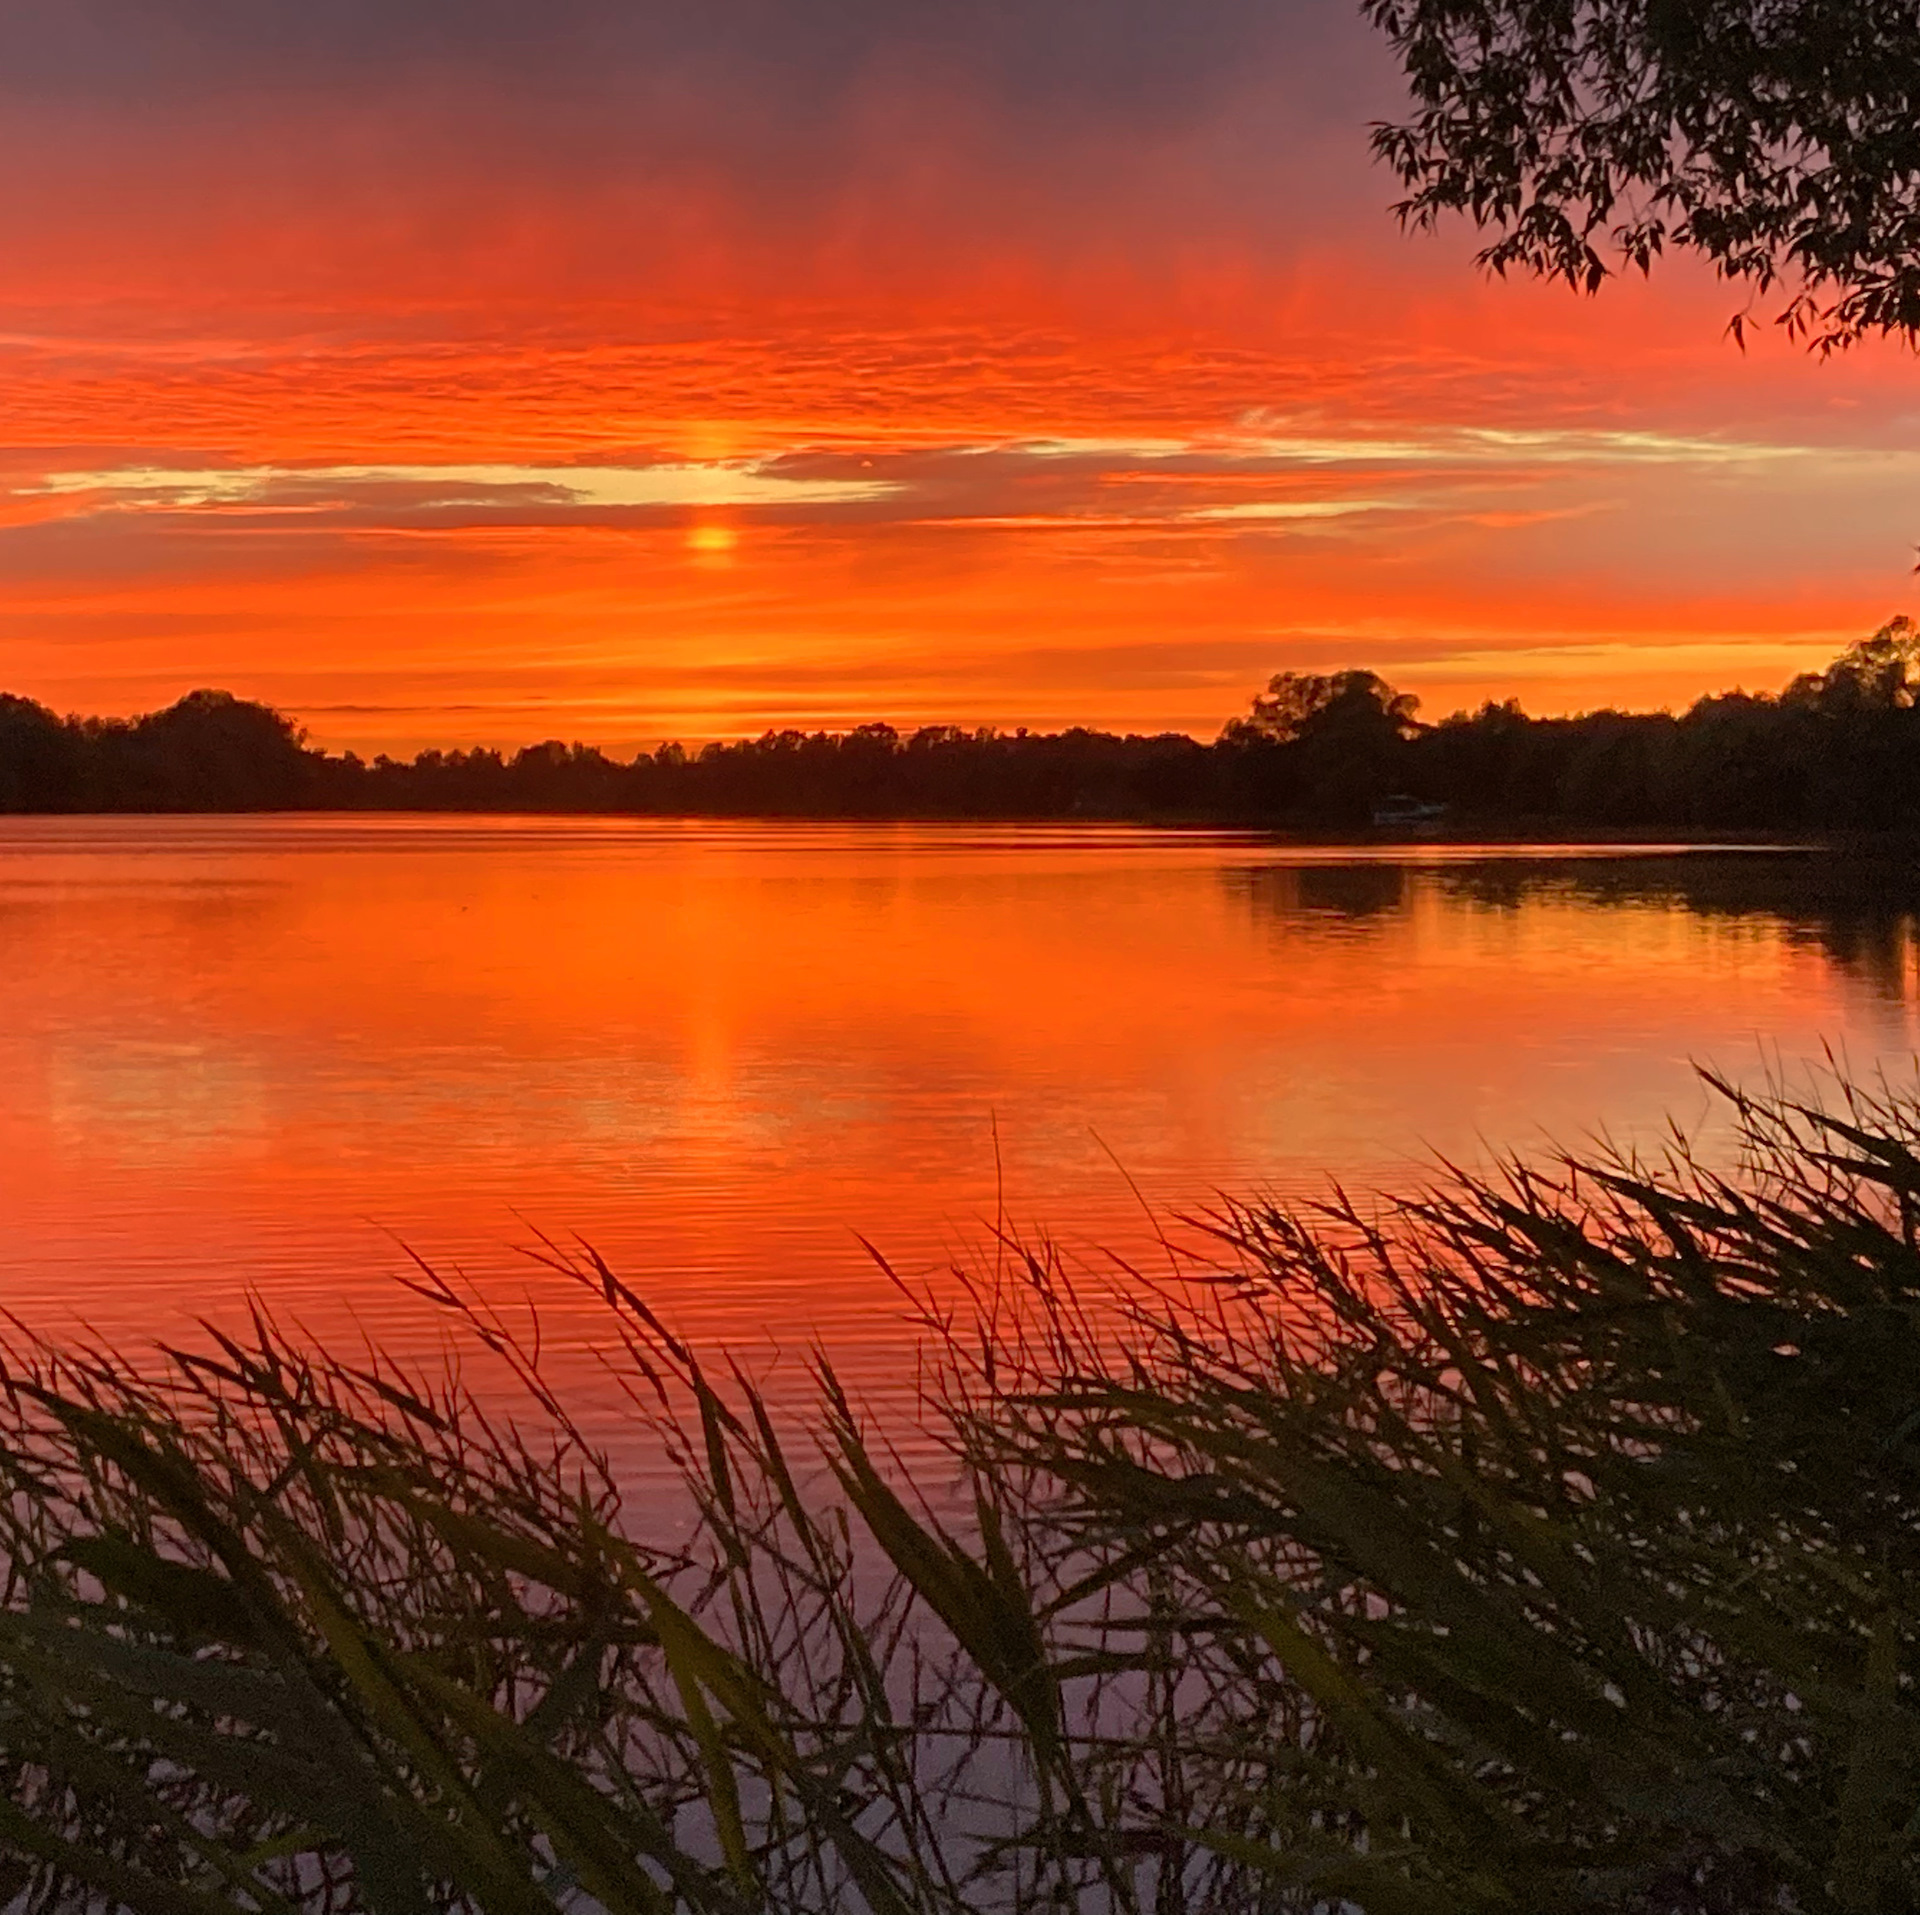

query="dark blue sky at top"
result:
[7,1,1357,108]
[0,0,1412,301]
[2,0,1392,158]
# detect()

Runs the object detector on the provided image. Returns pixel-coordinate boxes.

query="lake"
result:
[2,816,1915,1477]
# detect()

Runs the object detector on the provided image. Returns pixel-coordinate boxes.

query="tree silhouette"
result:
[1786,614,1920,712]
[1365,0,1920,347]
[125,690,317,810]
[0,696,80,812]
[1220,670,1423,821]
[1220,669,1421,747]
[11,626,1920,829]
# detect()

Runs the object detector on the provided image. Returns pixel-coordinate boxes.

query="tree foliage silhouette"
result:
[8,622,1920,829]
[1365,0,1920,347]
[1218,669,1422,747]
[1220,670,1425,822]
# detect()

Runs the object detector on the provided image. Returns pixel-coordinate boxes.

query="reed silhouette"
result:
[2,1067,1919,1911]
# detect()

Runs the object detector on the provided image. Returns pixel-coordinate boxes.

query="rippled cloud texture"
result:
[2,0,1915,747]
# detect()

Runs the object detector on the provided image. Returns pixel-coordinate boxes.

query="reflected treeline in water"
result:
[1223,850,1920,1001]
[1438,851,1920,1000]
[1221,860,1410,924]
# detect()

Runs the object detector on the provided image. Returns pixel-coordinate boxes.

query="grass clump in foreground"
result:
[2,1072,1919,1913]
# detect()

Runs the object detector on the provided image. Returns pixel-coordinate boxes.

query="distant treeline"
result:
[5,618,1919,831]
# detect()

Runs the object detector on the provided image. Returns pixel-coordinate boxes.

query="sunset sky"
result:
[4,0,1916,752]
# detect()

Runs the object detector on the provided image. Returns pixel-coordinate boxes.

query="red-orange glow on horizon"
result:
[0,7,1913,748]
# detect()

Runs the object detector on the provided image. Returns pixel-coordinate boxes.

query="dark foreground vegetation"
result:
[3,1068,1920,1913]
[5,619,1920,831]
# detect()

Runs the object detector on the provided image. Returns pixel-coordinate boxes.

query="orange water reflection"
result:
[1,818,1914,1472]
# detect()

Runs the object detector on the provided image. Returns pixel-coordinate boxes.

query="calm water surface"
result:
[2,816,1915,1465]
